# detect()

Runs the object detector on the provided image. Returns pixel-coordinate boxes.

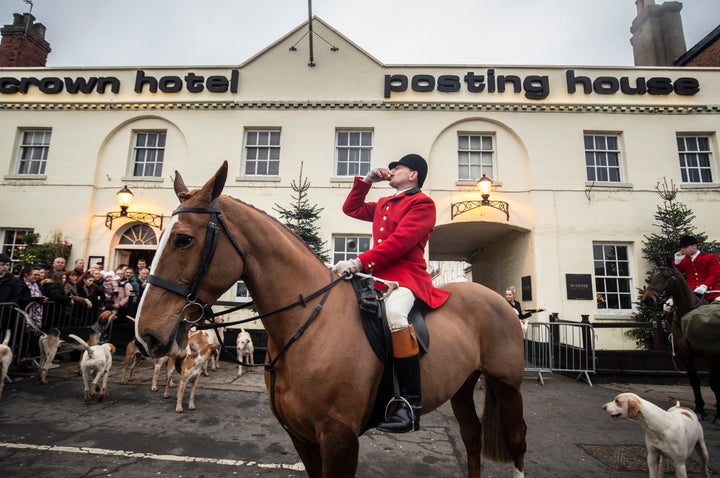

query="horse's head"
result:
[641,266,678,308]
[136,161,245,357]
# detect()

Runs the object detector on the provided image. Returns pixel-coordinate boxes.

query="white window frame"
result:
[1,228,33,271]
[584,133,622,183]
[593,242,634,312]
[335,130,373,177]
[677,135,715,184]
[458,133,494,181]
[16,129,51,176]
[332,234,371,264]
[243,129,281,176]
[131,131,166,178]
[233,281,251,303]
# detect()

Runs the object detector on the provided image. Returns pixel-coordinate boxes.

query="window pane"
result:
[457,134,494,181]
[244,130,281,176]
[584,134,621,183]
[2,229,33,271]
[593,242,633,311]
[332,235,371,262]
[17,129,51,175]
[336,130,372,176]
[678,135,715,184]
[131,131,165,177]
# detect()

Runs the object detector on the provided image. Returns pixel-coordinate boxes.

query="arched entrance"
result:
[429,220,531,295]
[111,223,158,271]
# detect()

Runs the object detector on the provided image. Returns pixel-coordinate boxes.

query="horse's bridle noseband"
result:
[645,266,677,301]
[147,198,247,324]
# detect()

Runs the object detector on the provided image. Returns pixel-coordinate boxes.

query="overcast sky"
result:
[1,0,718,67]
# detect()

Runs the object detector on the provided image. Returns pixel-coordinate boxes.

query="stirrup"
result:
[383,396,416,424]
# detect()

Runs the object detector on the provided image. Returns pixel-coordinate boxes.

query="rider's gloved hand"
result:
[332,258,362,277]
[693,284,708,296]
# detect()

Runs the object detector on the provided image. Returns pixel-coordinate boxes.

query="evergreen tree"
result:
[18,229,72,272]
[273,163,329,262]
[627,178,708,349]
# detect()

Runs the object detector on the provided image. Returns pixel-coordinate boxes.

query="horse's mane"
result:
[223,194,328,268]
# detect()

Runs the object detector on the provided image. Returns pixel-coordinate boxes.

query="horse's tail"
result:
[481,375,527,464]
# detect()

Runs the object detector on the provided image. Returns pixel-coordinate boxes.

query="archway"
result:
[111,223,157,272]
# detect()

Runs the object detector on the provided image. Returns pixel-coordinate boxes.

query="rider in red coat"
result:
[332,153,450,434]
[674,235,720,302]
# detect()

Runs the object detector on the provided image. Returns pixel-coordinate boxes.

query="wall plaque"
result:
[521,275,532,301]
[566,274,593,300]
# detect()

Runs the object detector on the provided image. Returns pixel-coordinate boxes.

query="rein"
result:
[195,274,347,369]
[144,196,346,428]
[647,266,708,373]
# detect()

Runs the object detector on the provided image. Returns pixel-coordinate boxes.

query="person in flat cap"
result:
[332,153,450,434]
[674,235,720,301]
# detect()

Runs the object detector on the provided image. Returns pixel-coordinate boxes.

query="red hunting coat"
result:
[674,252,720,301]
[342,177,451,309]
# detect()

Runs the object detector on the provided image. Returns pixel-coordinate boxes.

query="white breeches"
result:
[385,286,415,331]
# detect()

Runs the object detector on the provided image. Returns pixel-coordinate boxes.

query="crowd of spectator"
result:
[0,253,150,331]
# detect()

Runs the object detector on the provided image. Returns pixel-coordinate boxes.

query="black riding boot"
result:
[378,326,421,433]
[378,354,421,433]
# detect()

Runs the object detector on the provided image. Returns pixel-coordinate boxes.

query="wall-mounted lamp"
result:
[450,174,510,221]
[105,185,165,229]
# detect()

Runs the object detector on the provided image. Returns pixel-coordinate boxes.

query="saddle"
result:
[350,275,430,433]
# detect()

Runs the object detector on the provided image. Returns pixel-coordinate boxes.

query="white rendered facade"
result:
[1,18,719,349]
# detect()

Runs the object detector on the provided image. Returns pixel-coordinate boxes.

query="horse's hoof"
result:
[713,416,720,426]
[696,410,708,421]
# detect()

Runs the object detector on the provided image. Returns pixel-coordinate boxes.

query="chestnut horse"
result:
[135,161,527,477]
[642,266,720,425]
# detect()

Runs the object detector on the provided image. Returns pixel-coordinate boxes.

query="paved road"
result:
[0,356,718,477]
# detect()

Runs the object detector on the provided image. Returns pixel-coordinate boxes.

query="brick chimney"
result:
[630,0,687,66]
[0,12,51,67]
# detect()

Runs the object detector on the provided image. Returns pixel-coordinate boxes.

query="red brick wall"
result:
[684,39,720,67]
[0,32,50,66]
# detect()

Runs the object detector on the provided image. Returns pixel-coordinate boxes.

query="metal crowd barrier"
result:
[523,320,596,386]
[523,322,552,385]
[0,301,99,367]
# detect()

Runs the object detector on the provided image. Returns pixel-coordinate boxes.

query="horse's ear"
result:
[205,161,227,201]
[174,170,190,202]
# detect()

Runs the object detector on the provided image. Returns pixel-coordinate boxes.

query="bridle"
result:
[645,266,705,323]
[147,198,247,325]
[143,196,346,425]
[645,266,677,304]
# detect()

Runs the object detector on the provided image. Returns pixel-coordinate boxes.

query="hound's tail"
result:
[1,329,10,346]
[15,307,46,336]
[67,334,94,358]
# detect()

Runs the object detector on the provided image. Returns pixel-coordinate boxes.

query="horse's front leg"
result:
[707,361,720,425]
[289,435,322,478]
[687,369,708,420]
[318,418,359,478]
[288,419,359,478]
